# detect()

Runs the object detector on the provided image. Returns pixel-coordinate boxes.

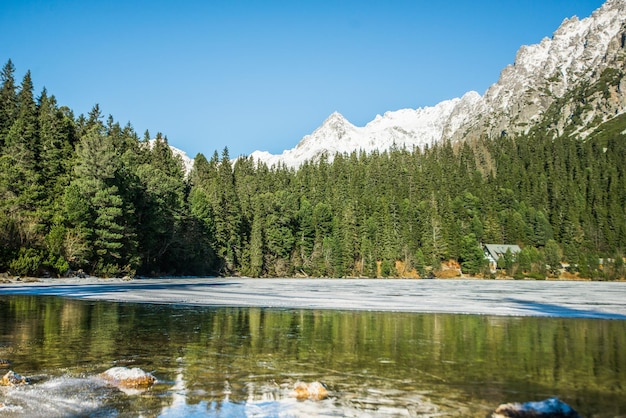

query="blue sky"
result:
[1,0,605,159]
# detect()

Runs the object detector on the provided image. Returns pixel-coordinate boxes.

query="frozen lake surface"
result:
[2,279,625,417]
[2,278,625,319]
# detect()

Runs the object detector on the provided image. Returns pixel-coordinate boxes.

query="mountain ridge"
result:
[248,0,626,168]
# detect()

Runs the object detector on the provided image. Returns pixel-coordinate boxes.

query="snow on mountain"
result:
[464,0,626,140]
[169,144,194,175]
[146,139,194,175]
[250,92,481,168]
[249,0,626,168]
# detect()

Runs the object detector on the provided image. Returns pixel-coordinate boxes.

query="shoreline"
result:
[1,277,625,319]
[2,273,619,285]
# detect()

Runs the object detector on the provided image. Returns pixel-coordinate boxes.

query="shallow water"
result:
[1,295,625,417]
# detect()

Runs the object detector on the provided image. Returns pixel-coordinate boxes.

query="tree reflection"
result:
[0,296,624,417]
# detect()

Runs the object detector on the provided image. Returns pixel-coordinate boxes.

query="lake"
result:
[1,293,625,417]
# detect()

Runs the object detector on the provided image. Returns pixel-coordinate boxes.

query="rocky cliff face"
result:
[457,0,626,142]
[250,0,626,168]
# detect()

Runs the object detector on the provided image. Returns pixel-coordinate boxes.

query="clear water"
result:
[0,295,624,417]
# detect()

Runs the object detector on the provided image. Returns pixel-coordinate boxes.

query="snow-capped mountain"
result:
[250,0,626,168]
[250,92,481,168]
[461,0,626,141]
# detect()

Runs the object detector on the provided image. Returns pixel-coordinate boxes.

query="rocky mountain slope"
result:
[249,0,626,168]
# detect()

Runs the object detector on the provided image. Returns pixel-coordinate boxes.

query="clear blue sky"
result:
[1,0,605,159]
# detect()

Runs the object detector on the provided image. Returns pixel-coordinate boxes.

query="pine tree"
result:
[544,239,562,276]
[247,199,264,277]
[8,71,39,172]
[296,196,315,263]
[65,123,129,276]
[459,233,486,275]
[0,70,45,272]
[38,90,75,207]
[0,59,18,149]
[131,132,188,274]
[209,148,242,273]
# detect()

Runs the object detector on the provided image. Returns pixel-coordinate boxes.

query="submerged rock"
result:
[291,381,329,401]
[492,397,580,418]
[0,359,11,368]
[100,366,156,389]
[1,370,30,386]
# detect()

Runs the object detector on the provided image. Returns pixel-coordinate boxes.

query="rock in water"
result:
[0,359,11,368]
[100,366,156,388]
[493,397,580,418]
[291,381,329,401]
[1,370,30,386]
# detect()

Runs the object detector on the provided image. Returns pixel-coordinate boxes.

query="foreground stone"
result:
[100,366,156,388]
[291,381,329,401]
[492,397,580,418]
[1,370,30,386]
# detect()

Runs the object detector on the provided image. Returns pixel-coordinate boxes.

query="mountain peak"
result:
[246,0,626,169]
[319,111,350,130]
[326,110,345,120]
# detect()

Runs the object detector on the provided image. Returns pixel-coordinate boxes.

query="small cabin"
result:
[483,244,521,273]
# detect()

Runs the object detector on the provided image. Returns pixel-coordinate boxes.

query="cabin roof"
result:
[483,244,521,260]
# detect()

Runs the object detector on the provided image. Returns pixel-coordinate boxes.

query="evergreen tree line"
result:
[1,60,625,279]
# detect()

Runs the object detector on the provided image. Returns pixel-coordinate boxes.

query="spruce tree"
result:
[209,148,242,273]
[247,198,264,277]
[0,59,17,149]
[65,123,129,276]
[0,70,45,272]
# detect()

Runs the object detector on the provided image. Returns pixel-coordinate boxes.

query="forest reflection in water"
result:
[0,295,625,417]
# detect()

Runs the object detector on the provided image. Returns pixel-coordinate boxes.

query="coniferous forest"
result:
[1,60,625,280]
